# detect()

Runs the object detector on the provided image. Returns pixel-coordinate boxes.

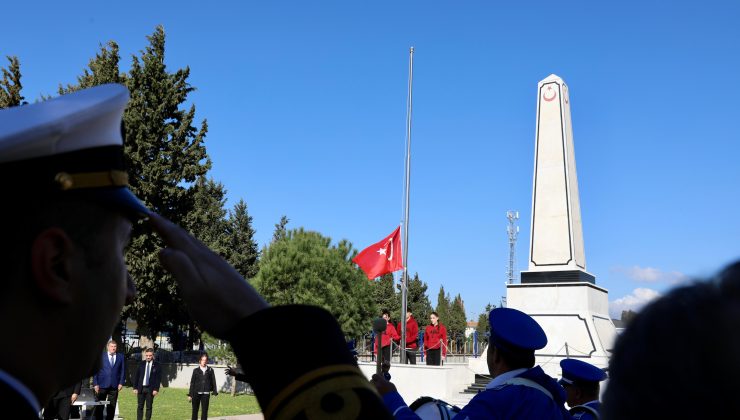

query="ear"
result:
[30,228,76,304]
[490,345,502,364]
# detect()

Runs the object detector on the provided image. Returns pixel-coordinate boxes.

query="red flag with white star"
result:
[353,226,404,279]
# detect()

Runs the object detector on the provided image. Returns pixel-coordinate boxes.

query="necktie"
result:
[109,354,114,367]
[144,362,151,386]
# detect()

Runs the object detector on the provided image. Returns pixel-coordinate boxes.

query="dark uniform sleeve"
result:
[225,305,392,420]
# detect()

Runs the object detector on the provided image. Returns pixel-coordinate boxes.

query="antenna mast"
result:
[506,210,520,284]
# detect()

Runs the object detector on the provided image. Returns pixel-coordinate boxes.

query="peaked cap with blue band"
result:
[489,307,547,353]
[0,84,148,219]
[559,358,607,386]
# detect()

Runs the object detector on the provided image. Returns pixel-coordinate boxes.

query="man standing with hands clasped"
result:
[132,348,161,420]
[94,340,126,420]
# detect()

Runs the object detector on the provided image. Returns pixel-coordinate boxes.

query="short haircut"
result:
[144,348,154,354]
[199,353,209,361]
[494,345,535,370]
[382,309,390,316]
[108,339,118,346]
[430,311,439,317]
[602,261,740,419]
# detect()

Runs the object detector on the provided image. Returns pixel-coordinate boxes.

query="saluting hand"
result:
[149,213,269,338]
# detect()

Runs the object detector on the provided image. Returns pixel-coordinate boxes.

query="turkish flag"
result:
[353,226,404,279]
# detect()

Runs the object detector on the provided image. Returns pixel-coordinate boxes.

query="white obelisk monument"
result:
[507,75,616,376]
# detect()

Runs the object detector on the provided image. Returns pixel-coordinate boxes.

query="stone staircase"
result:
[446,374,491,408]
[462,374,492,394]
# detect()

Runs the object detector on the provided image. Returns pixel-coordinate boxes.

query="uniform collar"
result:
[485,368,528,389]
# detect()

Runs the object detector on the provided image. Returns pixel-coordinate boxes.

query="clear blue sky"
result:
[5,1,739,320]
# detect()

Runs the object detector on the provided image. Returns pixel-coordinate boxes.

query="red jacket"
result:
[374,322,400,354]
[424,323,447,357]
[397,316,419,349]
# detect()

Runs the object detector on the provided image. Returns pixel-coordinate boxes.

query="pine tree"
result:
[0,56,25,108]
[403,273,433,328]
[121,26,212,348]
[373,273,400,322]
[476,303,494,347]
[435,285,452,328]
[448,294,468,351]
[59,41,125,93]
[57,26,213,346]
[226,199,260,279]
[272,215,290,243]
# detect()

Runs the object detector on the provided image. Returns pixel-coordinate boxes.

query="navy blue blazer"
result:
[93,352,126,389]
[132,360,162,392]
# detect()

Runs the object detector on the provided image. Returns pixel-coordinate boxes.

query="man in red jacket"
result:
[424,312,447,365]
[375,310,400,364]
[398,309,419,364]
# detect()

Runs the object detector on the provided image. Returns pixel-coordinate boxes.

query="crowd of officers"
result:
[2,84,739,419]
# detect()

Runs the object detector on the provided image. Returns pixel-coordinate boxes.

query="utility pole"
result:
[506,210,519,284]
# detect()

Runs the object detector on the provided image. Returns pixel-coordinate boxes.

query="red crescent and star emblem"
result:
[542,85,557,102]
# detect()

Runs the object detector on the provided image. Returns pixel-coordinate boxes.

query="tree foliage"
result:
[121,27,212,346]
[253,228,376,337]
[373,273,399,321]
[272,215,289,243]
[476,303,495,345]
[0,56,25,108]
[59,41,125,93]
[435,285,452,329]
[448,294,467,342]
[402,273,432,328]
[620,309,638,325]
[57,26,215,346]
[226,199,260,279]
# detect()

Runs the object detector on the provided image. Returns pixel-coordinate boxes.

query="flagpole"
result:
[400,46,414,364]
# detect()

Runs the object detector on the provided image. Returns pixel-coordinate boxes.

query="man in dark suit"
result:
[42,381,82,420]
[93,340,126,420]
[132,348,161,420]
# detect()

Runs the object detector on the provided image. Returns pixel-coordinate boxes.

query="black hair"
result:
[602,261,740,419]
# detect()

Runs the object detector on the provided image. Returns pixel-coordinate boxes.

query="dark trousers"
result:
[95,388,119,420]
[426,348,442,366]
[43,396,72,420]
[137,386,155,420]
[404,348,417,364]
[380,345,391,364]
[191,393,210,420]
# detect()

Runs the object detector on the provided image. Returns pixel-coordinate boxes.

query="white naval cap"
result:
[0,83,148,218]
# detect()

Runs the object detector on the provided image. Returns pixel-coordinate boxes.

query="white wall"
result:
[358,362,474,404]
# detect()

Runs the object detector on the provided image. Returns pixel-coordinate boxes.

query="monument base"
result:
[521,270,595,284]
[501,282,616,378]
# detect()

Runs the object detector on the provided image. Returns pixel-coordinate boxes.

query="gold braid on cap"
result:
[54,170,129,190]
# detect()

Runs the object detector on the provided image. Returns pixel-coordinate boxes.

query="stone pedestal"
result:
[507,282,615,377]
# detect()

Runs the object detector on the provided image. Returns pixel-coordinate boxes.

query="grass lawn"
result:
[113,387,261,419]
